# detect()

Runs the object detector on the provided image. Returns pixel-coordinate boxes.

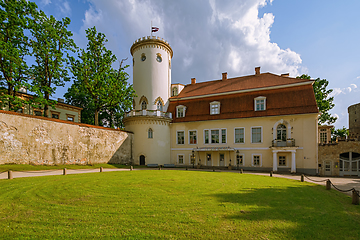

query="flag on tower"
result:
[152,27,159,32]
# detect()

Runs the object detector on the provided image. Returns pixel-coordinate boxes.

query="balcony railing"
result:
[272,138,295,147]
[125,110,172,119]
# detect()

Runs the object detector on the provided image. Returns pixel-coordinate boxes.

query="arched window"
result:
[141,101,147,110]
[157,100,163,111]
[148,128,153,139]
[277,124,287,141]
[172,87,178,96]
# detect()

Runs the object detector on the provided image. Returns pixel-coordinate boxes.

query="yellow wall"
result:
[170,113,318,173]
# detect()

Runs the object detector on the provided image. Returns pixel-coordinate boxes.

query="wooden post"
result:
[100,167,103,172]
[186,166,188,170]
[270,171,273,177]
[240,169,243,174]
[326,179,331,190]
[301,174,304,182]
[8,170,13,180]
[213,167,215,172]
[130,166,133,171]
[352,190,359,205]
[63,168,67,175]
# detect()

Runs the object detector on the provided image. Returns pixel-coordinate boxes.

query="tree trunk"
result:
[95,109,99,126]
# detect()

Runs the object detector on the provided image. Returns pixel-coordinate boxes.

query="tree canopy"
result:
[297,74,337,125]
[65,27,135,127]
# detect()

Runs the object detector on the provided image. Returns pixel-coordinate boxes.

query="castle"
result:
[124,36,319,175]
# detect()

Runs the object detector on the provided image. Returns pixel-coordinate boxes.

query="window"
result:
[253,155,260,166]
[156,53,162,62]
[279,156,286,166]
[141,101,147,110]
[211,130,219,144]
[16,108,23,113]
[189,130,197,144]
[277,124,287,141]
[236,154,243,166]
[178,155,184,164]
[52,113,59,119]
[177,131,185,144]
[176,105,186,118]
[157,100,163,111]
[141,53,146,61]
[67,114,75,122]
[34,110,42,116]
[210,101,220,115]
[320,129,327,143]
[221,129,226,143]
[204,130,209,144]
[251,127,262,143]
[148,128,153,139]
[172,87,178,96]
[235,128,244,143]
[254,96,266,111]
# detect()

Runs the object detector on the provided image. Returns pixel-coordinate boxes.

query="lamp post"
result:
[236,150,240,170]
[191,150,195,168]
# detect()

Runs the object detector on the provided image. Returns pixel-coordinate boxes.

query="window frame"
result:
[210,101,220,115]
[172,87,178,96]
[189,130,197,145]
[51,110,60,119]
[278,155,286,167]
[156,100,163,111]
[141,101,147,110]
[176,105,186,118]
[221,128,227,144]
[236,153,244,166]
[204,128,227,144]
[66,114,75,122]
[176,131,185,145]
[177,154,184,165]
[148,128,153,139]
[251,154,262,167]
[251,126,263,144]
[254,96,266,111]
[204,129,210,144]
[234,127,245,144]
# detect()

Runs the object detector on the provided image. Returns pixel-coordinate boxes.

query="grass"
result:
[0,163,127,172]
[0,170,359,239]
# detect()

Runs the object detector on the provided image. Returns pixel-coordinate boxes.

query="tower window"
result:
[141,101,147,110]
[157,100,163,111]
[156,53,162,62]
[141,53,146,61]
[148,128,153,139]
[172,87,178,96]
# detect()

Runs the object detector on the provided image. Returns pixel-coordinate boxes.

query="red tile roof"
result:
[168,73,318,123]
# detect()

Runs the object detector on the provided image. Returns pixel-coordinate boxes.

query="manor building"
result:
[124,36,319,174]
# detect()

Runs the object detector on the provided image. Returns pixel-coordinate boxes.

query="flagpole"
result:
[151,20,152,37]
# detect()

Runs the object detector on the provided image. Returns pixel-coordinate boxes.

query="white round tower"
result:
[124,36,173,166]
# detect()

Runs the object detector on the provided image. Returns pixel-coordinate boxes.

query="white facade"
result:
[124,36,173,166]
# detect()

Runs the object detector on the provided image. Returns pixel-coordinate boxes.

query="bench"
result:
[163,164,176,168]
[147,164,159,168]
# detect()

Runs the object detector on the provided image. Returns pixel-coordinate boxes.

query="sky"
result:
[33,0,360,129]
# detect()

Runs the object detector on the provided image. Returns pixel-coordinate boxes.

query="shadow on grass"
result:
[211,184,360,239]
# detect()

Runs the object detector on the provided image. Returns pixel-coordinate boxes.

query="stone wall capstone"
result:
[0,110,133,165]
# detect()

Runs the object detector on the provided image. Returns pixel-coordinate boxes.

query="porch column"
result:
[291,150,296,173]
[273,151,278,172]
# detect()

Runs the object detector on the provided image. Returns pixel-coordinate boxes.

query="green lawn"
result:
[0,170,359,239]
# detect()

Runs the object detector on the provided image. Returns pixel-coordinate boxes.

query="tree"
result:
[297,74,337,125]
[0,0,37,111]
[29,10,76,117]
[66,27,135,127]
[331,127,349,141]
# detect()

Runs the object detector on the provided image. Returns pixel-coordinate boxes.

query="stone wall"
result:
[318,140,360,176]
[0,110,133,165]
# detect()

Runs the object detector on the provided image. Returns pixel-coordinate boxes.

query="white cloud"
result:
[330,83,358,97]
[75,0,302,84]
[41,0,51,5]
[59,1,71,15]
[357,76,360,79]
[350,83,357,89]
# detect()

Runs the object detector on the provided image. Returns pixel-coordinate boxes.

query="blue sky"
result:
[33,0,360,129]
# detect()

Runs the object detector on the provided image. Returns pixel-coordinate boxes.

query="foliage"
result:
[331,126,349,141]
[29,10,76,117]
[0,0,37,110]
[1,171,360,239]
[297,74,337,125]
[66,27,135,127]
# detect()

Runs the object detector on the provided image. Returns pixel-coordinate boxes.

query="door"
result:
[219,153,225,166]
[207,153,212,166]
[140,155,145,165]
[324,161,331,176]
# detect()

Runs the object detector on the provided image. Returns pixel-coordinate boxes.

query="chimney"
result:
[281,73,289,77]
[222,72,227,80]
[255,67,260,75]
[191,78,196,84]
